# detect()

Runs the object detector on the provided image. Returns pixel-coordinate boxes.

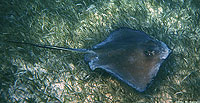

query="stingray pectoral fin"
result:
[125,79,147,92]
[110,68,150,92]
[97,60,161,92]
[114,70,150,92]
[87,63,151,92]
[112,69,153,92]
[123,72,153,92]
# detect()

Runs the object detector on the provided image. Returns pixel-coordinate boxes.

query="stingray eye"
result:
[144,50,156,57]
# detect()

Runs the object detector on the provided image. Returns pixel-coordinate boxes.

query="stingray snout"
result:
[159,41,171,60]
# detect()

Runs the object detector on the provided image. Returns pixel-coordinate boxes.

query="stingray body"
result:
[85,28,171,92]
[8,27,171,92]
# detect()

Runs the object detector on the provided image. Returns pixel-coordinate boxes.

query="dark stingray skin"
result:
[85,28,171,92]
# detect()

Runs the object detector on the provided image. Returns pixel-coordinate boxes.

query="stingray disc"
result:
[85,28,171,92]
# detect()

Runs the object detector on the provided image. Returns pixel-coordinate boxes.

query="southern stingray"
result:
[8,27,171,92]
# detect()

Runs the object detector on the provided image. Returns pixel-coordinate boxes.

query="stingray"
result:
[8,27,171,92]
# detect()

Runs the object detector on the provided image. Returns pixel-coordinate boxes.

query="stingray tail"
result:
[6,40,94,53]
